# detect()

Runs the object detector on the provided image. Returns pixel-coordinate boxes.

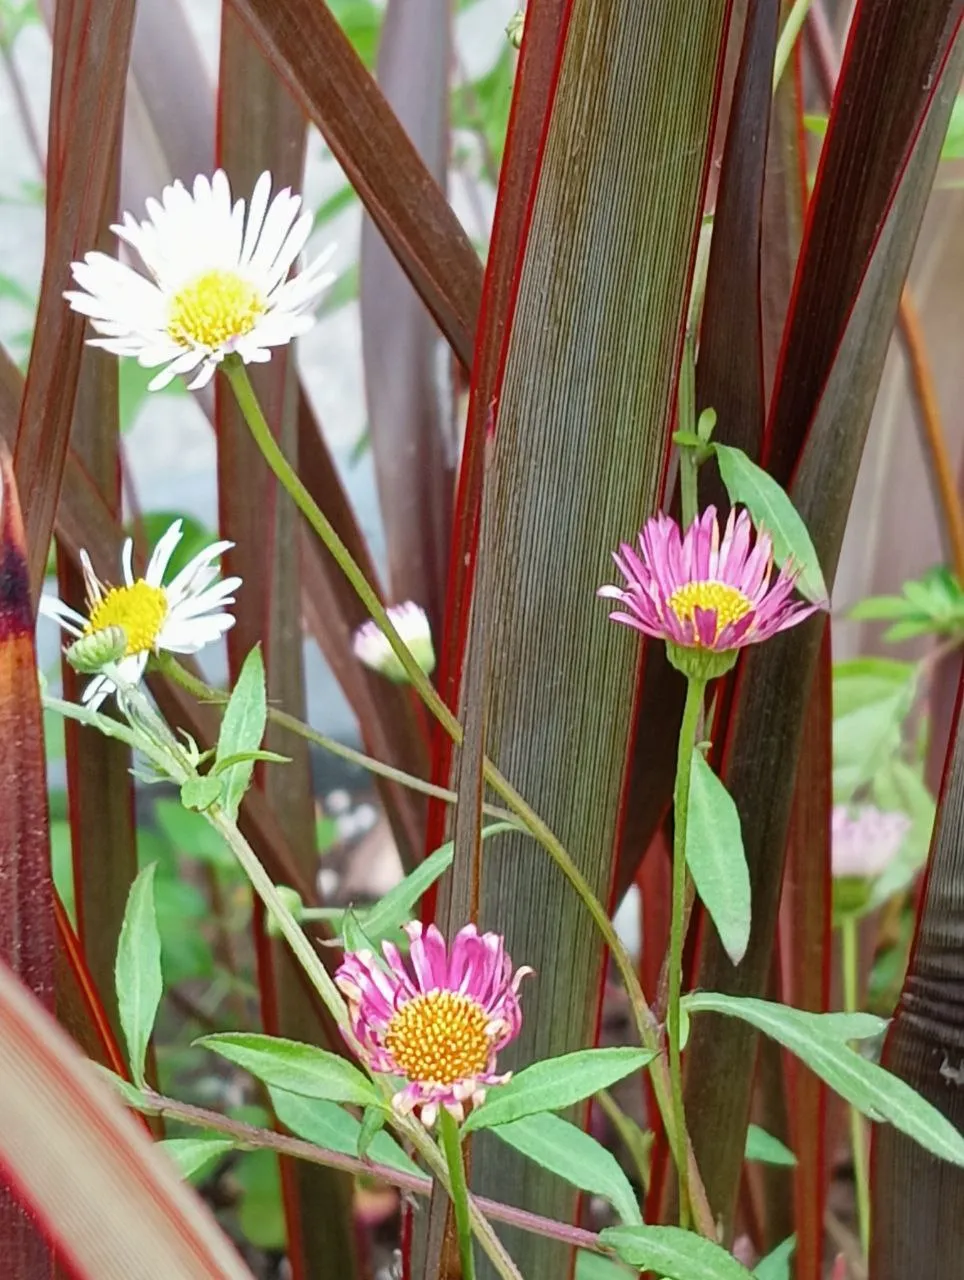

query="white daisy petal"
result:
[65,169,332,388]
[37,521,240,707]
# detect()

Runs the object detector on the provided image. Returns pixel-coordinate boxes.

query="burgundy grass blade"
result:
[215,16,357,1276]
[681,7,964,1230]
[0,448,56,1277]
[872,603,964,1276]
[779,631,833,1280]
[56,151,139,1041]
[424,0,573,878]
[0,957,254,1279]
[230,0,482,367]
[360,0,454,645]
[14,0,136,599]
[464,4,733,1271]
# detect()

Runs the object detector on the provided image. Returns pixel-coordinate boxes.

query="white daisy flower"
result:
[39,520,241,709]
[65,169,335,392]
[352,603,436,682]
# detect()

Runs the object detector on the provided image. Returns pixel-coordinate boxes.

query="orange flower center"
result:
[384,991,491,1087]
[668,580,752,635]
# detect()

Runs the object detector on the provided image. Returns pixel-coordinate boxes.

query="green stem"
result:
[842,914,871,1258]
[222,356,716,1237]
[669,677,706,1228]
[773,0,815,90]
[155,653,518,827]
[439,1110,477,1280]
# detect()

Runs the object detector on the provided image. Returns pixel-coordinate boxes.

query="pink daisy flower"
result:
[598,506,822,678]
[336,922,531,1128]
[831,805,911,880]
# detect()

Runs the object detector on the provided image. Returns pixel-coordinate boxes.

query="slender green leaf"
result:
[492,1113,642,1226]
[464,1047,655,1133]
[357,1107,386,1159]
[212,750,291,773]
[684,994,964,1166]
[753,1236,795,1279]
[601,1225,752,1277]
[269,1088,419,1175]
[115,862,162,1087]
[575,1252,634,1279]
[197,1034,378,1107]
[686,752,750,964]
[713,443,828,602]
[158,1138,236,1182]
[216,646,267,819]
[360,822,517,942]
[341,909,379,958]
[744,1124,796,1167]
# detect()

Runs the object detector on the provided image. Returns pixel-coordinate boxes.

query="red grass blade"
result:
[231,0,482,366]
[779,629,833,1280]
[0,446,56,1276]
[14,0,136,598]
[0,956,254,1278]
[681,7,964,1229]
[215,15,357,1275]
[359,0,454,643]
[423,0,573,880]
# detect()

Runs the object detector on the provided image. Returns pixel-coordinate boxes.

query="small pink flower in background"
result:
[598,506,821,677]
[831,805,911,880]
[352,602,435,682]
[336,922,531,1127]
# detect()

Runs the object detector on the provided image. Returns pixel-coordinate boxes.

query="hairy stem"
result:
[841,914,871,1257]
[440,1110,477,1280]
[669,677,706,1227]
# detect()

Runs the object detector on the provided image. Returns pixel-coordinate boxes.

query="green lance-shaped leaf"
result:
[215,645,268,819]
[464,1046,655,1133]
[713,443,828,603]
[358,821,517,943]
[115,862,163,1088]
[357,1107,387,1160]
[197,1034,379,1108]
[686,751,751,964]
[575,1252,634,1278]
[158,1138,236,1182]
[270,1088,419,1176]
[492,1113,642,1227]
[601,1225,753,1277]
[752,1236,795,1279]
[684,994,964,1166]
[744,1124,796,1167]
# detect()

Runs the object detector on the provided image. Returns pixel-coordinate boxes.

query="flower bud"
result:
[65,626,128,673]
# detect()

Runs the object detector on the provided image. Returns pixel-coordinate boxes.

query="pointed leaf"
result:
[198,1033,379,1107]
[575,1253,634,1279]
[686,750,751,964]
[753,1236,796,1279]
[159,1138,236,1182]
[684,993,964,1166]
[115,862,163,1088]
[713,444,828,602]
[216,646,268,820]
[464,1047,655,1133]
[744,1124,796,1167]
[493,1113,642,1227]
[601,1225,753,1278]
[269,1088,419,1176]
[357,1107,386,1160]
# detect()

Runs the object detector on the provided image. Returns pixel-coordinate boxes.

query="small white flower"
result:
[65,169,335,391]
[39,520,241,708]
[831,805,911,880]
[352,603,435,682]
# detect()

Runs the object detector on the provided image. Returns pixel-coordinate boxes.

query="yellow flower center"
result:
[86,581,168,656]
[167,269,266,350]
[384,991,491,1087]
[668,580,753,635]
